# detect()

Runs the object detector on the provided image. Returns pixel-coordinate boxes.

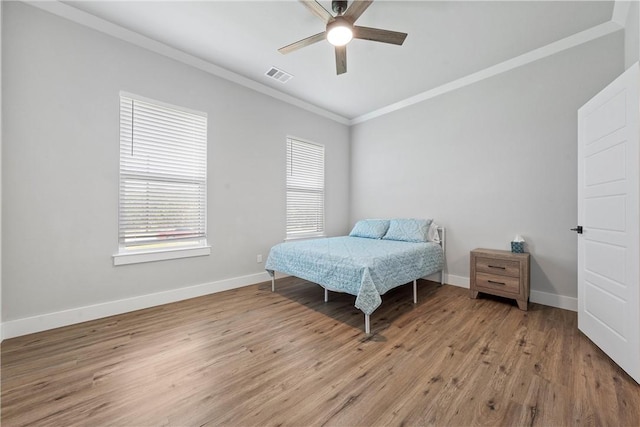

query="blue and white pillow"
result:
[382,218,432,243]
[349,219,390,239]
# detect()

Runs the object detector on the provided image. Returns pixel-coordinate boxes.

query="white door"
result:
[577,63,640,384]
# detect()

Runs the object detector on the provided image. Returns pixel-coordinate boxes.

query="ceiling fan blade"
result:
[353,26,407,45]
[278,32,326,54]
[343,0,372,23]
[299,0,334,24]
[335,45,347,75]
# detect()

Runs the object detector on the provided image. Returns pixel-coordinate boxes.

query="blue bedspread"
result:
[265,236,444,315]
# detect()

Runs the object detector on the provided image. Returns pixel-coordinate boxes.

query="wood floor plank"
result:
[2,279,640,426]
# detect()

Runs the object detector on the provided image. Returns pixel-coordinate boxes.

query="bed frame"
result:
[271,227,446,334]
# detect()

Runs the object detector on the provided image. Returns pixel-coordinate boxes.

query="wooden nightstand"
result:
[470,248,530,310]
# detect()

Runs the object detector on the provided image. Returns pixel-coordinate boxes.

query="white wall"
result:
[625,0,639,68]
[2,3,350,327]
[350,31,624,303]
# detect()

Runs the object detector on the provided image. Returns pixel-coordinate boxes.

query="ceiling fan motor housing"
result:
[332,0,348,15]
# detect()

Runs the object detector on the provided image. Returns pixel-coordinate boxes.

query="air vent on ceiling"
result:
[265,66,293,83]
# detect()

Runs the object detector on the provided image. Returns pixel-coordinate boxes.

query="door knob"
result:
[571,225,583,234]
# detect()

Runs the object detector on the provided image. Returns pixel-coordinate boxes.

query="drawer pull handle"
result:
[488,265,506,270]
[488,280,506,286]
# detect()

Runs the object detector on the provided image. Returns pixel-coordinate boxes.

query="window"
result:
[114,92,209,265]
[286,137,325,238]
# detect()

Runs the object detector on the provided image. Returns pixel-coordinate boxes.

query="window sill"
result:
[113,246,211,266]
[285,233,326,242]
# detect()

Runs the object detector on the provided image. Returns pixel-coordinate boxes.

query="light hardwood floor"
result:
[2,278,639,426]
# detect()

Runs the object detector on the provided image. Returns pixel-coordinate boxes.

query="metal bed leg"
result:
[365,314,370,334]
[271,273,275,292]
[324,287,328,302]
[440,227,446,287]
[413,279,417,304]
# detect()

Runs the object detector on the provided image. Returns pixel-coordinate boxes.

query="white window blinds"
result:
[286,137,325,237]
[119,92,207,251]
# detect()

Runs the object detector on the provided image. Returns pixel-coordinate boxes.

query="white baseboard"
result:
[530,290,577,312]
[2,271,271,339]
[442,273,470,289]
[2,271,579,340]
[431,273,578,312]
[423,272,468,287]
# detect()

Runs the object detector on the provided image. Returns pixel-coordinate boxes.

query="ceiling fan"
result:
[278,0,408,75]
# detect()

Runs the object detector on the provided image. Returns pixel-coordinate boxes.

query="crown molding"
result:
[24,0,351,126]
[23,1,623,128]
[350,20,623,125]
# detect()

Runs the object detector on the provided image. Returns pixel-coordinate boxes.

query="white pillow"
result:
[428,222,441,243]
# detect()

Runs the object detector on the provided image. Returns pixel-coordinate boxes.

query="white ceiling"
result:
[60,1,615,120]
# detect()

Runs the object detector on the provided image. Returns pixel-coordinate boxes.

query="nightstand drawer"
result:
[475,272,520,294]
[476,257,520,278]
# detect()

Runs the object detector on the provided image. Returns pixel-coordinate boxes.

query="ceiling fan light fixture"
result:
[326,17,353,46]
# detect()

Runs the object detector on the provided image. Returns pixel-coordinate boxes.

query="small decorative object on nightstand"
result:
[470,248,530,310]
[511,235,525,253]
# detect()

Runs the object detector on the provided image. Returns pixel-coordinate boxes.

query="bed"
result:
[265,218,445,334]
